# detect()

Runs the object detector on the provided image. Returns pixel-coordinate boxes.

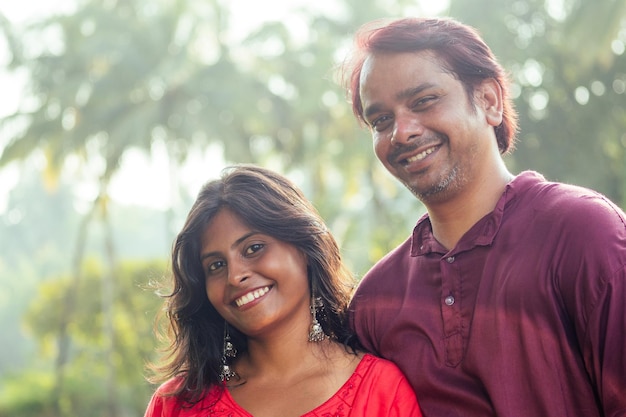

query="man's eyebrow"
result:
[363,83,437,121]
[363,103,383,121]
[396,83,437,101]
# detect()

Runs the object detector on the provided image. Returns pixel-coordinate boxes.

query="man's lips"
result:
[233,286,271,307]
[403,145,438,165]
[394,143,440,166]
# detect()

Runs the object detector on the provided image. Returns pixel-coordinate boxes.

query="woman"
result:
[144,165,421,417]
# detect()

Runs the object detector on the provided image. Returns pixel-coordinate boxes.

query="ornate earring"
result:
[220,323,238,382]
[308,296,327,342]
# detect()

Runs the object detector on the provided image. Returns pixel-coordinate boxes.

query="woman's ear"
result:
[475,78,503,127]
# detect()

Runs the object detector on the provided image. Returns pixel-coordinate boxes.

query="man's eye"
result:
[414,95,437,108]
[371,115,392,131]
[245,243,264,255]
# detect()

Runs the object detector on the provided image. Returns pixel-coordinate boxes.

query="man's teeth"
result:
[235,286,270,307]
[406,147,435,163]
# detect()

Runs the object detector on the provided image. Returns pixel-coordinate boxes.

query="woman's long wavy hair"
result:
[147,164,359,404]
[341,17,519,154]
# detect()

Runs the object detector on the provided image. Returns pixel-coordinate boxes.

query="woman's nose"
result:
[227,260,249,285]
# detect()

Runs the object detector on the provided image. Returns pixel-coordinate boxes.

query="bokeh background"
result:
[0,0,625,416]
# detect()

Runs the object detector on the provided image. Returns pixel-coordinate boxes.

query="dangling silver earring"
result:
[220,323,238,382]
[308,296,327,342]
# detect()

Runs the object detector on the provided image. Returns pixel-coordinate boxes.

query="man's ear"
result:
[475,78,503,127]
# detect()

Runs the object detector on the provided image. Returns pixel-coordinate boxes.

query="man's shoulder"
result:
[514,171,625,221]
[357,235,415,290]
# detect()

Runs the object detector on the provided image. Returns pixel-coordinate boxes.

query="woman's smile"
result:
[234,286,272,308]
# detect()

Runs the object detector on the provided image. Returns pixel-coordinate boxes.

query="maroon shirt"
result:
[350,171,626,417]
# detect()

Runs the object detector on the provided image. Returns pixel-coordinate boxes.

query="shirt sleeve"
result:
[583,264,626,416]
[560,195,626,416]
[385,372,423,417]
[142,378,186,417]
[143,391,164,417]
[352,356,423,416]
[348,289,379,355]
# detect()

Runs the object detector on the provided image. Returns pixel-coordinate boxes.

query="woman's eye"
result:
[207,260,226,273]
[245,243,264,255]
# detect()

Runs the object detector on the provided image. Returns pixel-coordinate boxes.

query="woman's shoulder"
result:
[323,354,421,416]
[152,376,223,409]
[356,353,407,378]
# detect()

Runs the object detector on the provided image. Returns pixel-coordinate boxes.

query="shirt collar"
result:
[410,171,544,256]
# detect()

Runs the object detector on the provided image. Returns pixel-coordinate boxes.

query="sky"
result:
[0,0,449,213]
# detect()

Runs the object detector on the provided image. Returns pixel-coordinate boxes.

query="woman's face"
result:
[200,208,311,340]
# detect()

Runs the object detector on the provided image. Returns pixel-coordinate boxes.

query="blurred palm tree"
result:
[0,0,625,415]
[1,0,263,414]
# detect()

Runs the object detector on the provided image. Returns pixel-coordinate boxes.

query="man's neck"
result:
[426,167,513,251]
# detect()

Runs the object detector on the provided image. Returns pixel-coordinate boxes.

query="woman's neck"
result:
[236,337,346,383]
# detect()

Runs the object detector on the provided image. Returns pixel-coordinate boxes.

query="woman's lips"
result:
[234,286,271,307]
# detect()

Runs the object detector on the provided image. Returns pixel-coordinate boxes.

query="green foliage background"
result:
[0,0,625,415]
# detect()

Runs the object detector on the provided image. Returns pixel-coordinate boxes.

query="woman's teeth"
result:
[235,286,270,307]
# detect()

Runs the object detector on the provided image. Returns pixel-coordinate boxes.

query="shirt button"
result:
[444,295,455,306]
[446,256,455,263]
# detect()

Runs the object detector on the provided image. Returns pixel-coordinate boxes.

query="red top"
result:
[144,354,422,416]
[350,171,626,416]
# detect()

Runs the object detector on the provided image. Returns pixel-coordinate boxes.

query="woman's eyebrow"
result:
[200,231,262,261]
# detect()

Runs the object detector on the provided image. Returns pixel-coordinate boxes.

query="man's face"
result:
[359,50,501,204]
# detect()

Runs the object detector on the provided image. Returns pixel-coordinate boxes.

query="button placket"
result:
[440,252,463,366]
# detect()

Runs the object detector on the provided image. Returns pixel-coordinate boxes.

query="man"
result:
[342,17,626,416]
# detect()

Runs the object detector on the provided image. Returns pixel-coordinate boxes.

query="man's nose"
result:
[391,113,424,145]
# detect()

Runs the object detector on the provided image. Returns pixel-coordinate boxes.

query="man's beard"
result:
[408,164,461,203]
